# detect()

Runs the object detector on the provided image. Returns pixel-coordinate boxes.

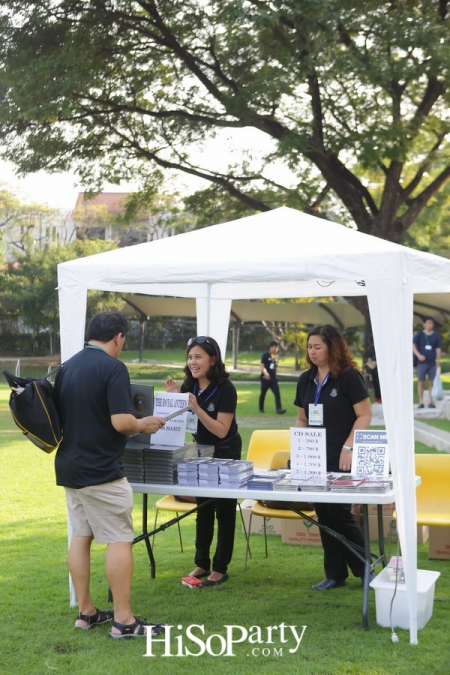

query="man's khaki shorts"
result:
[65,478,134,544]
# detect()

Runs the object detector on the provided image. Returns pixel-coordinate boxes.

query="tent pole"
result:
[139,319,146,362]
[206,283,211,334]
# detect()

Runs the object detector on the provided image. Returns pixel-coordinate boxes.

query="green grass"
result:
[1,385,449,674]
[419,418,450,434]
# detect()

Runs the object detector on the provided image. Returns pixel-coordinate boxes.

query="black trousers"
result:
[195,497,237,574]
[194,432,242,575]
[372,367,381,400]
[313,502,365,581]
[259,378,282,411]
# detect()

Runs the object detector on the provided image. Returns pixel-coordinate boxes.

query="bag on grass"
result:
[2,366,63,453]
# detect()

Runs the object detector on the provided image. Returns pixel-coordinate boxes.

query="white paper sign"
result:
[352,429,389,476]
[290,427,327,476]
[151,391,189,447]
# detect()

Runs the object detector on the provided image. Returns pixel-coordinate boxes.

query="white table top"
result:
[130,478,420,505]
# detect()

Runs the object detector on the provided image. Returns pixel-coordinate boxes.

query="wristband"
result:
[342,445,353,453]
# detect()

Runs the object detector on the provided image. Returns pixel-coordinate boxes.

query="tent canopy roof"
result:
[59,207,450,298]
[122,294,450,327]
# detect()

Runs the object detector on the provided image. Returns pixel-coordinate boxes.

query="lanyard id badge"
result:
[308,370,330,426]
[309,403,323,426]
[186,411,198,433]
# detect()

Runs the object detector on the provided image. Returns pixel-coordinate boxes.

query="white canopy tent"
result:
[58,206,450,643]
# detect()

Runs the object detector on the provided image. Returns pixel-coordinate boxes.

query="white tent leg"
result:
[196,297,232,359]
[366,279,418,644]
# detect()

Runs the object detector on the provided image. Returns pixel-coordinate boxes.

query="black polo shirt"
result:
[260,351,277,381]
[294,366,369,471]
[181,379,238,449]
[54,348,134,488]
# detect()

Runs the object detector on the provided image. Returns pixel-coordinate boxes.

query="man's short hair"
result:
[269,340,278,347]
[423,316,434,323]
[86,312,129,342]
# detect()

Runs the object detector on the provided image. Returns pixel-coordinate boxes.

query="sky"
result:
[0,160,137,212]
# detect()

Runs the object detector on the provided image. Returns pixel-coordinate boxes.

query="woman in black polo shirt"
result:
[294,325,372,590]
[165,336,241,586]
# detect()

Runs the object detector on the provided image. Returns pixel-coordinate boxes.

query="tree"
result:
[0,239,122,350]
[1,0,449,242]
[0,184,71,255]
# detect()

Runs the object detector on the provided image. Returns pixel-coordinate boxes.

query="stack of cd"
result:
[198,459,231,487]
[297,474,333,491]
[177,457,215,486]
[122,440,145,483]
[273,475,305,492]
[197,444,215,458]
[354,476,393,493]
[329,476,368,492]
[218,460,254,488]
[143,443,199,484]
[246,469,286,491]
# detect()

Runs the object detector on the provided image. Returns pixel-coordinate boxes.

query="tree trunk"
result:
[343,296,372,359]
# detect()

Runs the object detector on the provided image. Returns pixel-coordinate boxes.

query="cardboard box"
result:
[428,526,450,560]
[281,519,322,546]
[240,503,282,536]
[367,502,396,517]
[370,568,440,630]
[367,515,428,544]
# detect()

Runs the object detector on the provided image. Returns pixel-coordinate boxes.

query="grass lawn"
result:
[1,385,449,675]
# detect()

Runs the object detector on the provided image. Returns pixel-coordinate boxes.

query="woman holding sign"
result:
[164,336,241,586]
[294,325,372,591]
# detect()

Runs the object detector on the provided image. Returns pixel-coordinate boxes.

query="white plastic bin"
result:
[370,568,440,630]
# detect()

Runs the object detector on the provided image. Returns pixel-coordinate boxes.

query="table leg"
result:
[139,493,156,579]
[361,504,371,630]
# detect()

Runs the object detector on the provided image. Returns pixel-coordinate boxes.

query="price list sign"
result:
[290,427,327,477]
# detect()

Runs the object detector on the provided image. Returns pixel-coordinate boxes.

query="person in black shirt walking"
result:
[259,341,286,414]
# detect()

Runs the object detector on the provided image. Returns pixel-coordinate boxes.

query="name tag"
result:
[186,411,198,433]
[270,363,275,369]
[425,345,432,350]
[309,404,323,426]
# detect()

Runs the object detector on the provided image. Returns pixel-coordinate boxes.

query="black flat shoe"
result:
[191,570,211,579]
[201,573,229,587]
[311,578,345,591]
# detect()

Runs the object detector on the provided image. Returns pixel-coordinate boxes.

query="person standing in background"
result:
[413,317,442,409]
[259,341,286,414]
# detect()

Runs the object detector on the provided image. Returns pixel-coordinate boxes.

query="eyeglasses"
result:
[187,336,212,347]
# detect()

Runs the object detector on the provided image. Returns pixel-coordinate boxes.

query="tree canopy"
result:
[0,1,449,241]
[0,239,122,337]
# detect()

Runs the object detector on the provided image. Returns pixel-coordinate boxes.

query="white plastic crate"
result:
[370,568,440,630]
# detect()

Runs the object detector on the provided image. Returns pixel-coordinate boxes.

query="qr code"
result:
[355,445,387,476]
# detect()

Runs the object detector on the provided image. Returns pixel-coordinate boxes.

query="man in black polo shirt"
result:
[413,317,442,409]
[259,341,286,414]
[55,312,166,638]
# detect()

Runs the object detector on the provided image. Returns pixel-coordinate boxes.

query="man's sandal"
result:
[109,616,166,639]
[75,608,113,630]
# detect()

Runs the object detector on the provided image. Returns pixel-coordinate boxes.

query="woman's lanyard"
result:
[193,381,218,408]
[187,381,219,435]
[309,370,330,426]
[314,370,330,405]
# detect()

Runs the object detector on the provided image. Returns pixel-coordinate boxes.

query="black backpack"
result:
[2,366,63,453]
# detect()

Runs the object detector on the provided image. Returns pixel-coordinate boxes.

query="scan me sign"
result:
[144,623,308,657]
